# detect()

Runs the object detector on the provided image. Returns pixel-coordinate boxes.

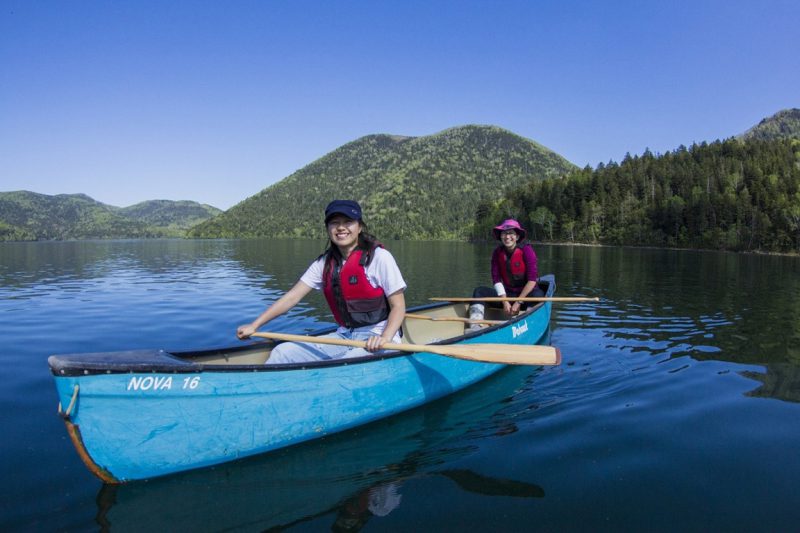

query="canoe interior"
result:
[187,302,479,365]
[187,278,552,366]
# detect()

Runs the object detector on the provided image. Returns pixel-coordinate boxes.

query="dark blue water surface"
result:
[1,239,799,531]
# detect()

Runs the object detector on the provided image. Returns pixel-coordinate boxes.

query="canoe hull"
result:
[51,276,555,482]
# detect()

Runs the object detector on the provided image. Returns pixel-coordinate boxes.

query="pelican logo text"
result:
[512,321,529,338]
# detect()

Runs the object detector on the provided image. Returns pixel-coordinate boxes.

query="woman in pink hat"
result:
[469,218,544,326]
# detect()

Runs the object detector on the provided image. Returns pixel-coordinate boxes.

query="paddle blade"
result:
[419,343,561,366]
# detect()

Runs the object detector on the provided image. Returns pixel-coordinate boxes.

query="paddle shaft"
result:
[254,331,410,351]
[250,331,560,366]
[430,296,599,303]
[404,313,505,325]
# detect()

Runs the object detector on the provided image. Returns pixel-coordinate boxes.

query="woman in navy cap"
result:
[237,200,407,363]
[469,218,544,326]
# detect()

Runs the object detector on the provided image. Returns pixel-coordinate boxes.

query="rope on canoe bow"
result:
[58,384,80,418]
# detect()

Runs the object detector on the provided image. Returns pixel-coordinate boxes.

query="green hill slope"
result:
[0,191,221,241]
[118,200,222,231]
[740,108,800,141]
[189,125,577,240]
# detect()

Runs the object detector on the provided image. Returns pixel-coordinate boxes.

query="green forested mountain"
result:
[189,125,577,240]
[0,191,221,241]
[118,200,222,231]
[740,108,800,141]
[475,137,800,253]
[8,113,797,247]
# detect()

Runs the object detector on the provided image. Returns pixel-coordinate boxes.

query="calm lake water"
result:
[1,239,799,531]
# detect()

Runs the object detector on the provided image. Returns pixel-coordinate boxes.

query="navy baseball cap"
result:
[324,200,362,223]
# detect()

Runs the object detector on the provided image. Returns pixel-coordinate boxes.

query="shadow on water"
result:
[93,358,551,532]
[524,246,800,402]
[740,364,800,403]
[537,245,800,401]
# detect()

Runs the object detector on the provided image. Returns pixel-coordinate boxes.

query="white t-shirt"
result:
[300,247,407,334]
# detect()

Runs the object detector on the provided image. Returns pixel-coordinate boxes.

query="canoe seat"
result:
[401,305,469,345]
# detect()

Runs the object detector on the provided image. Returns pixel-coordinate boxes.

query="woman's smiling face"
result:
[326,215,362,252]
[500,229,519,249]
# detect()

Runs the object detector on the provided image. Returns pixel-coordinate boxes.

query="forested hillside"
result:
[119,200,222,231]
[474,137,800,253]
[0,192,220,241]
[189,125,577,240]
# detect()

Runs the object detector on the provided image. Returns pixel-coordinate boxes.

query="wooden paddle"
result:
[251,331,560,366]
[430,296,599,303]
[405,313,505,325]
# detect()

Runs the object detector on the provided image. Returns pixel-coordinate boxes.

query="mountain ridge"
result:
[0,191,221,241]
[739,108,800,141]
[189,124,578,240]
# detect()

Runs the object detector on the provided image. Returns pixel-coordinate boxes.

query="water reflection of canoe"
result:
[49,276,556,483]
[96,359,549,532]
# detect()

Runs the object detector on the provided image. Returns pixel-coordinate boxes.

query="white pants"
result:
[267,325,397,364]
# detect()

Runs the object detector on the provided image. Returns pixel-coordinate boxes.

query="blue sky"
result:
[2,1,798,210]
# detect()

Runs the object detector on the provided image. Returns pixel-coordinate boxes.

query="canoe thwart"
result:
[404,313,505,325]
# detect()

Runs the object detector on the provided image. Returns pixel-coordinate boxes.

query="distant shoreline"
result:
[525,240,800,257]
[4,235,797,257]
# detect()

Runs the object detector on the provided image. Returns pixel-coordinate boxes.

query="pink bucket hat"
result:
[493,219,527,240]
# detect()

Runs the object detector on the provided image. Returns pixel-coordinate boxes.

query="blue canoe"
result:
[49,275,556,483]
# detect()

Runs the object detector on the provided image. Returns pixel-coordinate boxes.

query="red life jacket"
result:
[322,247,389,328]
[493,244,529,294]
